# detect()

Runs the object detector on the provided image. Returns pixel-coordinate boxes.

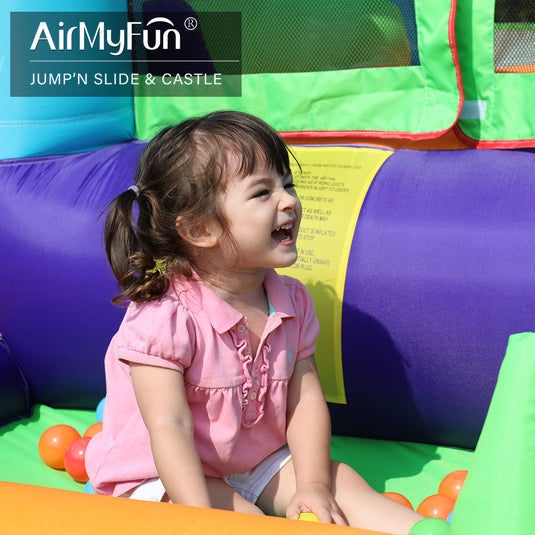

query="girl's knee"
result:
[331,460,371,490]
[206,477,265,515]
[235,500,265,516]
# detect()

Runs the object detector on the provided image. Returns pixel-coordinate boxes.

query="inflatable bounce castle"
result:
[1,1,534,533]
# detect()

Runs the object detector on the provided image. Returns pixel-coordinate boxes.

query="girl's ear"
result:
[175,216,221,249]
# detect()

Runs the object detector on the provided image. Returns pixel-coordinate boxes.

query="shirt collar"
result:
[179,269,297,334]
[263,268,296,321]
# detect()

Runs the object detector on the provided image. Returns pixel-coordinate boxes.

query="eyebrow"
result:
[246,171,292,186]
[246,176,275,188]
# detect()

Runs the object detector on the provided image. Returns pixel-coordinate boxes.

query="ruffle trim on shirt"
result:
[239,339,270,429]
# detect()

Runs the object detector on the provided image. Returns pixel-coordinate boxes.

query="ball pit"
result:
[38,425,82,470]
[416,494,454,521]
[409,517,450,535]
[83,422,104,438]
[64,437,91,483]
[38,412,102,485]
[298,513,320,522]
[387,469,467,524]
[438,470,467,502]
[96,398,106,423]
[383,492,413,510]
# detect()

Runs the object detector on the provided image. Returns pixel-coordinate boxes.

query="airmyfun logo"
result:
[30,17,183,56]
[11,12,241,97]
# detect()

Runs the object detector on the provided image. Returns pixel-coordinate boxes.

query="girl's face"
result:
[218,160,301,272]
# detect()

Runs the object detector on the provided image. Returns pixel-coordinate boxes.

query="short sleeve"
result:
[294,281,320,361]
[116,294,194,374]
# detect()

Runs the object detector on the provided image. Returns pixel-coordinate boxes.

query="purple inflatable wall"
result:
[333,148,535,449]
[0,142,145,415]
[1,143,534,451]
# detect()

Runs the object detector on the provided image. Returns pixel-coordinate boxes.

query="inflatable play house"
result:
[1,1,535,534]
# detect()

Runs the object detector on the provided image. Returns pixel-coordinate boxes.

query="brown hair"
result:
[104,110,293,304]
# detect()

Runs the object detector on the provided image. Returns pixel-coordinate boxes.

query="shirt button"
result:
[250,391,257,400]
[253,369,259,378]
[237,324,246,333]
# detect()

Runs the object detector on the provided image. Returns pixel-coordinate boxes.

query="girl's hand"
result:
[286,482,347,525]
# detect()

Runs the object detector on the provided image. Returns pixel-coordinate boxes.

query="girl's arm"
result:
[285,355,346,525]
[130,362,211,507]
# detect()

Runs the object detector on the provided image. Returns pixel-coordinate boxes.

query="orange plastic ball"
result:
[438,470,468,502]
[83,421,103,438]
[383,492,414,509]
[64,436,91,483]
[38,425,81,470]
[417,494,455,520]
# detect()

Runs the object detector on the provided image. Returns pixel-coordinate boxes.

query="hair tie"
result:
[128,185,140,198]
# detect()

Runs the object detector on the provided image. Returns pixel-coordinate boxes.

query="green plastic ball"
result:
[409,517,450,535]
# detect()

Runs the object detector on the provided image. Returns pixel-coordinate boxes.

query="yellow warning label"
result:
[280,145,393,403]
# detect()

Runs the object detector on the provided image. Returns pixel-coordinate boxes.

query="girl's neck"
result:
[201,268,270,357]
[200,267,268,312]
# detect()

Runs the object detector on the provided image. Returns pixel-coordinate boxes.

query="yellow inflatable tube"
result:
[0,482,390,535]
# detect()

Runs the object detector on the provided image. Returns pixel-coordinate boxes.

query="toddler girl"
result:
[85,111,423,534]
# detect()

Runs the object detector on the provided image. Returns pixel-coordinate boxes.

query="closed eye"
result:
[253,189,270,198]
[284,182,296,190]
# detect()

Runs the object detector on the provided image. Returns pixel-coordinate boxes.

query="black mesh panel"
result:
[130,0,420,74]
[495,0,535,73]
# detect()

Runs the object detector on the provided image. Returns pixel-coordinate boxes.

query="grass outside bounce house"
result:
[1,1,535,534]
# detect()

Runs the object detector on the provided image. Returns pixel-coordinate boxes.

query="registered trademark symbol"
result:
[184,17,197,30]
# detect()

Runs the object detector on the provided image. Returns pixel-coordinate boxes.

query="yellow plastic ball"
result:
[298,512,320,522]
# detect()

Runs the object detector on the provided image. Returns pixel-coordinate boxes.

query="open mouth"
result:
[271,223,294,244]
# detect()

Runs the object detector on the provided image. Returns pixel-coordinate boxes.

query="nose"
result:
[279,193,300,227]
[279,187,299,213]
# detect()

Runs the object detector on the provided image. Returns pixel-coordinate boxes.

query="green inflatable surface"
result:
[0,405,472,509]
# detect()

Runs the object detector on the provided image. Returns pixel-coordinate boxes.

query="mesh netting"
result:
[494,0,535,73]
[130,0,420,74]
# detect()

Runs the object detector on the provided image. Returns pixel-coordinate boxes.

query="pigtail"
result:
[104,186,175,305]
[104,188,144,304]
[125,187,174,302]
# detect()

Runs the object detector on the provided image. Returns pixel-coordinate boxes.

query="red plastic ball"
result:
[38,425,81,470]
[383,492,414,509]
[438,470,468,502]
[64,436,91,482]
[417,494,455,520]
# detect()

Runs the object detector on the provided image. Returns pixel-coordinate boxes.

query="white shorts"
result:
[128,445,292,504]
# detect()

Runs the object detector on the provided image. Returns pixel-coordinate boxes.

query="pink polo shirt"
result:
[85,269,319,497]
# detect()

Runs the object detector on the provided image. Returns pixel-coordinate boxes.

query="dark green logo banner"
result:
[11,11,241,97]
